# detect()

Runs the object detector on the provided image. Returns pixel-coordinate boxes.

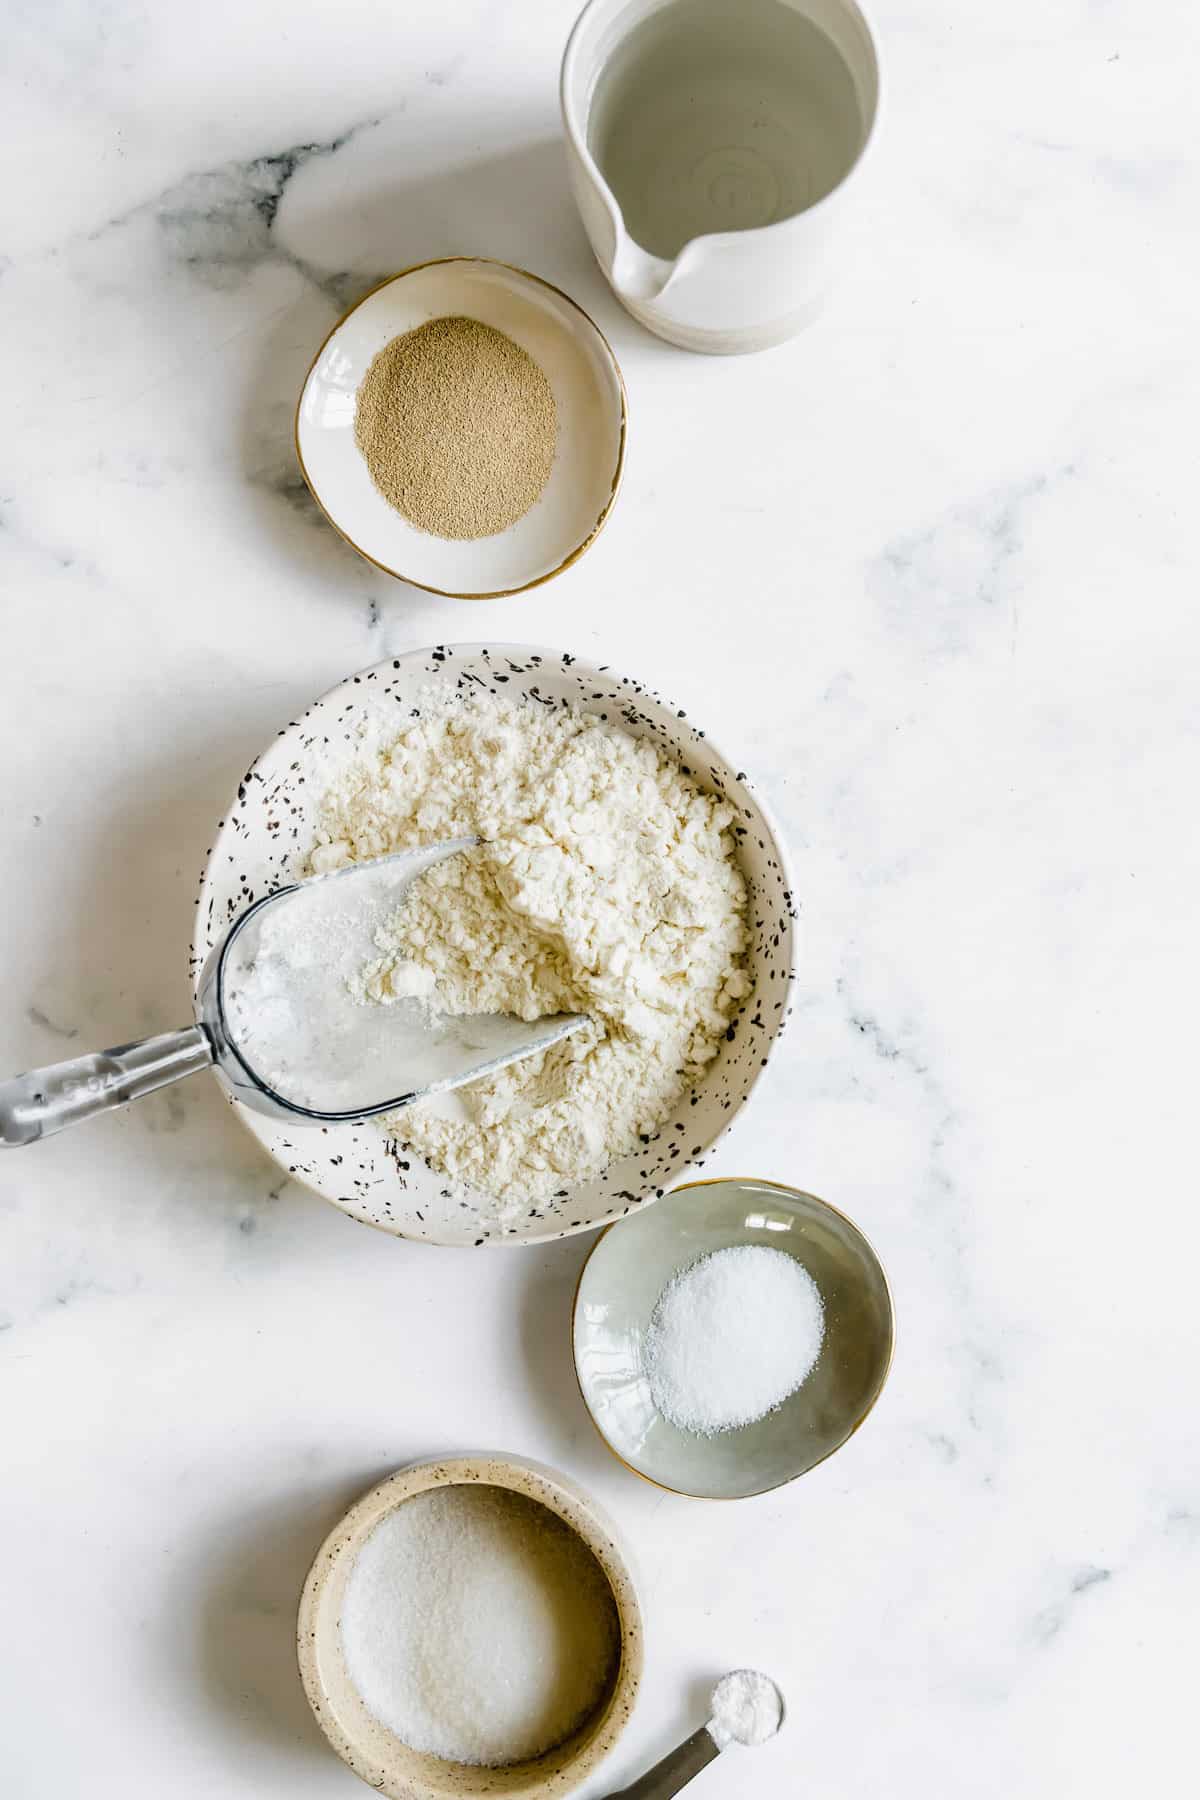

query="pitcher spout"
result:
[609,237,677,305]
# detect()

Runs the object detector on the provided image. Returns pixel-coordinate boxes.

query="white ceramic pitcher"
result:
[561,0,880,354]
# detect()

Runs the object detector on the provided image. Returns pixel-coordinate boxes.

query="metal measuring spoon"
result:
[603,1670,785,1799]
[0,842,586,1148]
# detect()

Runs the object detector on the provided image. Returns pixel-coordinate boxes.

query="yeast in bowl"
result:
[296,260,626,598]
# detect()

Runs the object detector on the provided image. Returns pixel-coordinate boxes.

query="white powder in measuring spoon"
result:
[644,1246,824,1435]
[339,1486,620,1766]
[708,1669,785,1748]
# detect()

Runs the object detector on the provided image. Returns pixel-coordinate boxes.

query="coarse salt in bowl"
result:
[191,644,798,1246]
[574,1179,895,1499]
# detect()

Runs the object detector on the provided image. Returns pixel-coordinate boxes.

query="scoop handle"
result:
[0,1026,214,1147]
[603,1725,721,1800]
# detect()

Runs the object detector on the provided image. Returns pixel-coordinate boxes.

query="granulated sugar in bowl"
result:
[193,644,798,1247]
[340,1486,619,1765]
[298,1455,643,1800]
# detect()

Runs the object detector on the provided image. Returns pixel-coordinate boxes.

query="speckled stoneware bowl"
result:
[573,1179,894,1499]
[298,1455,643,1800]
[191,644,797,1247]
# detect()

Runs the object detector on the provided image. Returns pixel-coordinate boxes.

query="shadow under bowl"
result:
[573,1179,894,1499]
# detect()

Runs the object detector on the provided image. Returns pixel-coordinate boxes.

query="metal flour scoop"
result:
[0,843,585,1149]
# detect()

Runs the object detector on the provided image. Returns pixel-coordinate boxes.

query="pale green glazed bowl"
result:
[572,1179,894,1499]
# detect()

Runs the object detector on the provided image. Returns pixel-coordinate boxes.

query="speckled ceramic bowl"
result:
[191,644,797,1246]
[573,1179,894,1499]
[298,1455,643,1800]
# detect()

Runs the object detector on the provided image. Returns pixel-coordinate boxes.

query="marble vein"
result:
[2,2,1198,1796]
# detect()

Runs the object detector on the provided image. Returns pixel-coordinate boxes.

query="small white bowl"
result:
[297,1455,643,1800]
[295,259,626,598]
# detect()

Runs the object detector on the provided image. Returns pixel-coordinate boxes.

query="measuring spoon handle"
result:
[0,1026,214,1147]
[604,1725,721,1800]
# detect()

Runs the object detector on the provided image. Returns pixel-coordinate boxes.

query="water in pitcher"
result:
[588,0,865,261]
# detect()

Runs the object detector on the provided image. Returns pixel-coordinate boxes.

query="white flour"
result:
[309,692,749,1212]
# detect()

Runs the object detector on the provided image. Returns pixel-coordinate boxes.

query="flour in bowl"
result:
[310,691,750,1213]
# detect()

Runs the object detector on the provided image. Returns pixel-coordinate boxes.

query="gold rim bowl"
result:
[572,1177,894,1499]
[294,258,627,599]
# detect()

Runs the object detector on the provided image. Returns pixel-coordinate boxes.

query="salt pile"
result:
[644,1245,825,1436]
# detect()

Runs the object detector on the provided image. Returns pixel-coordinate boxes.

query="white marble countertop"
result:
[3,1,1198,1794]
